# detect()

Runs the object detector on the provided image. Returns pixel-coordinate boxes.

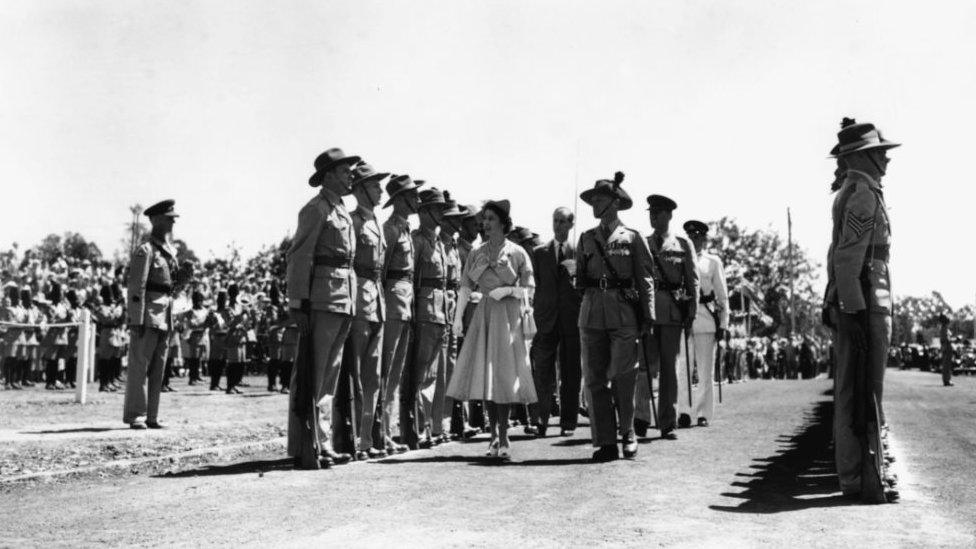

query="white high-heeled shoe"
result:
[486,439,499,457]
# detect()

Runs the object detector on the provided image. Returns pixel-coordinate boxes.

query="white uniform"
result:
[677,250,729,421]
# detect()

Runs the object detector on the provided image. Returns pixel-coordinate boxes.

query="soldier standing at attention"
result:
[575,172,655,462]
[286,147,360,468]
[401,187,449,450]
[432,192,471,442]
[678,220,729,427]
[379,174,421,455]
[634,194,698,439]
[336,162,389,460]
[823,118,898,502]
[123,200,192,429]
[456,204,487,432]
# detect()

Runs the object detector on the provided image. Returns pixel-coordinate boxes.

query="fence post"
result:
[75,309,92,404]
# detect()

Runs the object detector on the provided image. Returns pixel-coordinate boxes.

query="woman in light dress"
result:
[447,200,537,460]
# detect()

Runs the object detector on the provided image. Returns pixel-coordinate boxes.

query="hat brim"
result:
[354,172,390,186]
[308,155,362,187]
[382,182,423,208]
[830,141,901,158]
[580,188,633,211]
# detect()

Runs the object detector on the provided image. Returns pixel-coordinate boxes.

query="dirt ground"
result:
[1,370,974,547]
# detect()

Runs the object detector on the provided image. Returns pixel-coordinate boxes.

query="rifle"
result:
[291,328,321,469]
[851,310,886,503]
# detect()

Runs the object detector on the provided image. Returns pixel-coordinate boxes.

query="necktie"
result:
[556,243,563,263]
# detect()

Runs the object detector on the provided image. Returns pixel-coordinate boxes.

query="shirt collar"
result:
[319,186,343,206]
[846,169,883,189]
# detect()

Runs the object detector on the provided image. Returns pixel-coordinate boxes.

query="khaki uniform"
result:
[432,231,461,436]
[400,226,448,448]
[575,221,655,447]
[635,231,699,432]
[380,215,414,445]
[824,169,892,494]
[285,186,356,456]
[123,236,179,424]
[336,207,386,453]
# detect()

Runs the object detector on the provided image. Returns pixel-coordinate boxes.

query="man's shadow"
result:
[710,391,853,514]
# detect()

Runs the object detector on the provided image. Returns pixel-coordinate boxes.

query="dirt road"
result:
[1,370,973,547]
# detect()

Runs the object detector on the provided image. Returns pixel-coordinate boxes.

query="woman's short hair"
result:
[482,203,513,233]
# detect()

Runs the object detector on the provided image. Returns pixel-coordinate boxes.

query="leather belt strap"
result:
[700,292,716,304]
[655,279,683,292]
[314,255,353,268]
[385,269,413,282]
[145,281,173,294]
[354,265,382,279]
[418,277,447,289]
[868,245,889,263]
[580,277,633,290]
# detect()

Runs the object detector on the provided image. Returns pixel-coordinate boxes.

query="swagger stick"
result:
[641,334,659,428]
[716,336,723,404]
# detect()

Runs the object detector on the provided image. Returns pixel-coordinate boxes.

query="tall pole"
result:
[572,139,580,246]
[787,208,796,373]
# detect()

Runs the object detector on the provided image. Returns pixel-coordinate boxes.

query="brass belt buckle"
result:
[599,277,608,291]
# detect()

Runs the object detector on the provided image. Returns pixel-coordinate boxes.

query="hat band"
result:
[838,132,884,153]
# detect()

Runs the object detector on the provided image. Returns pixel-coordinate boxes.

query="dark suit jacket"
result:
[532,240,582,333]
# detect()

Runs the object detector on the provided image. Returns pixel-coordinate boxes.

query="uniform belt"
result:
[580,277,633,290]
[700,292,716,304]
[655,279,682,292]
[385,269,413,282]
[868,245,890,263]
[314,255,353,268]
[354,265,382,279]
[145,281,173,294]
[418,277,447,289]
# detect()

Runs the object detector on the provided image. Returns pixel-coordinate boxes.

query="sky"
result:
[2,1,975,306]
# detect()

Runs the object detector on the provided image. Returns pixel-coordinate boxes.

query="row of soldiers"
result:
[279,149,735,466]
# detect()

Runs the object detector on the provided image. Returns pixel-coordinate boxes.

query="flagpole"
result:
[572,139,580,246]
[787,207,796,374]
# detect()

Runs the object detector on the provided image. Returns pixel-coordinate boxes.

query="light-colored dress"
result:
[447,239,538,404]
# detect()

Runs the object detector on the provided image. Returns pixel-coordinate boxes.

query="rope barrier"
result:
[0,321,83,328]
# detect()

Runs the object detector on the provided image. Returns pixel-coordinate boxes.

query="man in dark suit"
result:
[529,207,583,437]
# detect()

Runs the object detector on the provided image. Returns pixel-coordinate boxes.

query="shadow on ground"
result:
[21,427,121,435]
[710,393,854,514]
[154,458,296,478]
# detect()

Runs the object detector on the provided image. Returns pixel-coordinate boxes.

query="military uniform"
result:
[381,212,415,450]
[635,203,699,435]
[576,219,655,450]
[677,221,728,424]
[123,234,180,425]
[335,203,386,455]
[285,182,357,458]
[825,168,893,494]
[401,223,449,448]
